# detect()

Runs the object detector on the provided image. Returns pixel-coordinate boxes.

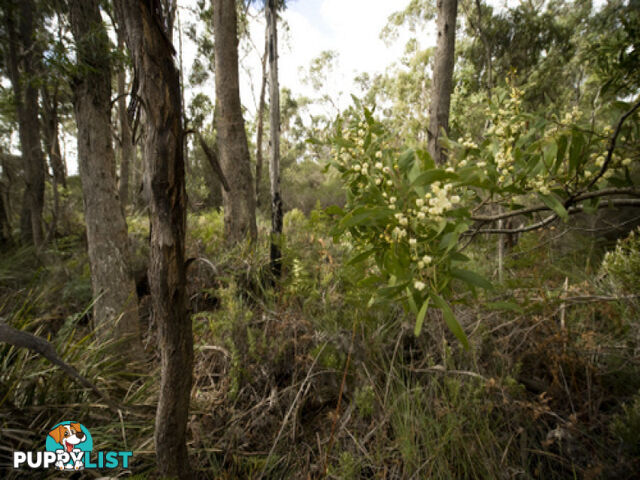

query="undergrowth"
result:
[0,213,638,479]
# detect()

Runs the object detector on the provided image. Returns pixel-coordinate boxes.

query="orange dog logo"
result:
[48,423,87,470]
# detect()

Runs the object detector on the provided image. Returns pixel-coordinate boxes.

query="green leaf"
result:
[325,205,344,216]
[414,297,430,336]
[543,141,558,168]
[411,169,458,187]
[555,135,568,173]
[538,193,568,221]
[406,288,418,314]
[340,207,393,229]
[398,149,415,171]
[347,248,376,265]
[431,293,469,350]
[415,149,435,170]
[439,231,459,252]
[451,268,493,290]
[569,131,585,175]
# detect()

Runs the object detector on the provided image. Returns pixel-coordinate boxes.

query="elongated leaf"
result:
[451,268,493,290]
[406,288,418,314]
[555,135,568,173]
[340,207,393,229]
[398,149,415,171]
[569,131,585,175]
[538,193,568,221]
[414,297,430,336]
[543,141,558,168]
[431,293,469,349]
[347,248,376,265]
[411,169,457,187]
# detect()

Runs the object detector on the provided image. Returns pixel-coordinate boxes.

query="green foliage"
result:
[327,104,493,345]
[612,391,640,456]
[601,227,640,295]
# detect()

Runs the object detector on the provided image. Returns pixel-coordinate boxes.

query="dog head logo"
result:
[45,422,93,470]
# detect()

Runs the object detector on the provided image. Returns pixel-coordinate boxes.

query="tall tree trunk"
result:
[267,0,282,278]
[68,0,142,361]
[427,0,458,165]
[41,85,65,241]
[4,0,45,246]
[117,34,133,210]
[177,9,189,175]
[213,0,257,243]
[114,0,192,476]
[255,25,268,208]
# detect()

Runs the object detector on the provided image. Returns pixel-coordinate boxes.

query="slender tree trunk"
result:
[427,0,458,165]
[117,35,133,210]
[177,9,189,175]
[4,0,45,246]
[255,25,268,207]
[68,0,142,361]
[41,85,65,241]
[42,87,66,190]
[114,0,192,476]
[267,0,282,278]
[0,188,12,247]
[213,0,257,243]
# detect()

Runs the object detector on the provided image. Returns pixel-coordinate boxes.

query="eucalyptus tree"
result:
[2,0,46,246]
[213,0,257,243]
[114,0,192,475]
[266,0,282,277]
[67,0,142,360]
[428,0,458,165]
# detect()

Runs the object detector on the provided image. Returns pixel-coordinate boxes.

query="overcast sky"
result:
[179,0,417,116]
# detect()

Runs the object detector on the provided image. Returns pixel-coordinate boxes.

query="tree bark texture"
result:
[117,34,133,209]
[428,0,458,165]
[213,0,257,243]
[68,0,142,359]
[114,0,193,476]
[4,0,45,246]
[267,0,283,278]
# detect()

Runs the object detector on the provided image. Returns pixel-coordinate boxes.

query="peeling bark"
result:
[114,0,193,476]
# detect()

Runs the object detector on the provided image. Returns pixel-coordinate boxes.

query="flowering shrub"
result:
[327,106,491,347]
[327,91,638,346]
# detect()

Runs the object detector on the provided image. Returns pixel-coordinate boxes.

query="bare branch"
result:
[586,98,640,190]
[471,199,640,234]
[0,319,119,411]
[471,188,640,222]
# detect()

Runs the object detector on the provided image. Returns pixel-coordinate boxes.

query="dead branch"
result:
[471,188,640,223]
[0,319,119,412]
[471,199,640,234]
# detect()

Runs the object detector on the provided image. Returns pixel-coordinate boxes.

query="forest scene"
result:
[1,0,639,478]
